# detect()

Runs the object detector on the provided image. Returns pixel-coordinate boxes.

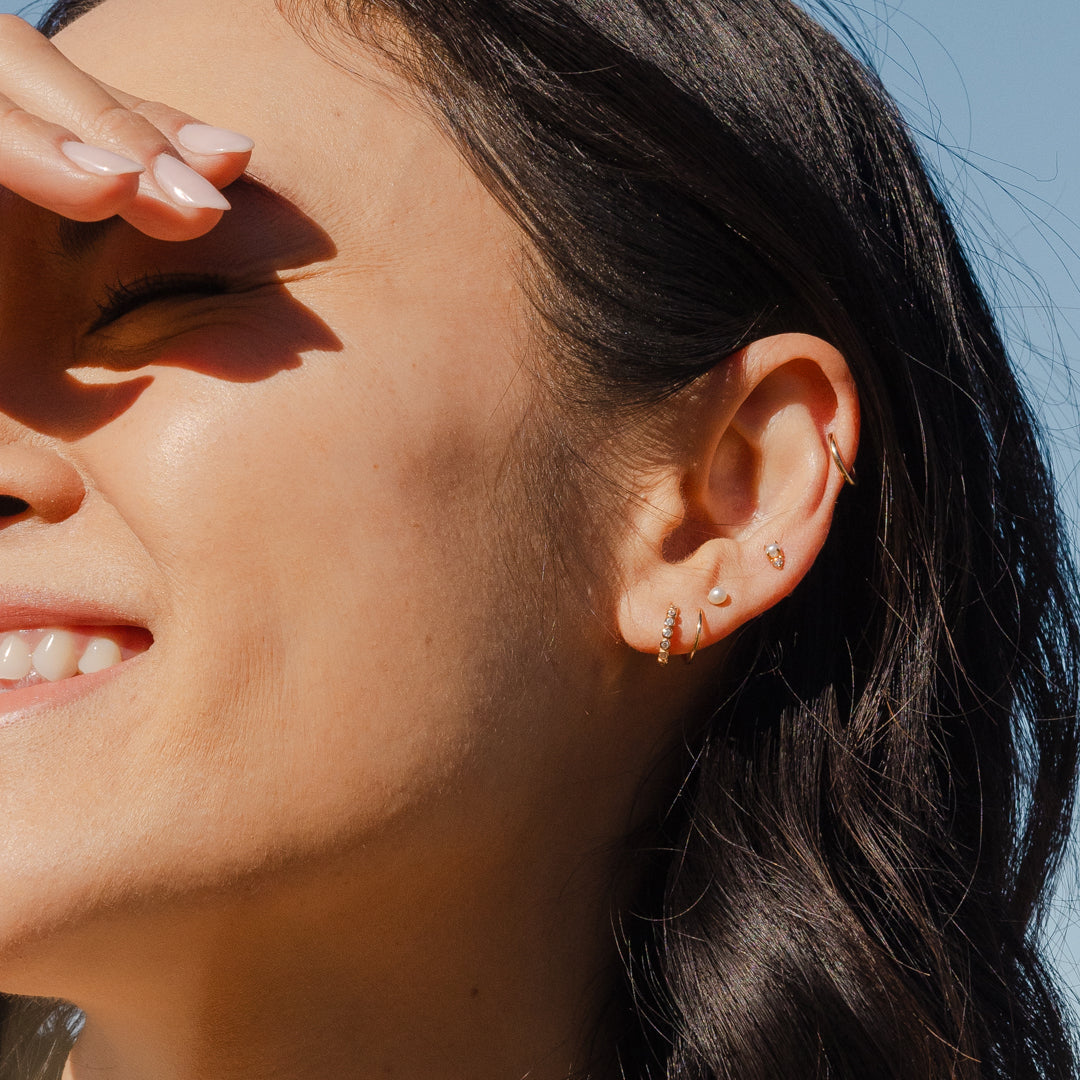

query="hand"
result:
[0,14,252,240]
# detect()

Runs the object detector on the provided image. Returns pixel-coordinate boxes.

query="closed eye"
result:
[90,273,233,332]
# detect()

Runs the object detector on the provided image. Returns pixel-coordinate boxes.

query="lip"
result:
[0,652,149,725]
[0,587,153,724]
[0,587,151,636]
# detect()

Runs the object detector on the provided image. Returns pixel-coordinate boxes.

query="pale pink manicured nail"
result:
[152,154,230,211]
[60,141,145,176]
[176,123,254,155]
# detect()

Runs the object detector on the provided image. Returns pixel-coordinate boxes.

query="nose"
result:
[0,444,85,525]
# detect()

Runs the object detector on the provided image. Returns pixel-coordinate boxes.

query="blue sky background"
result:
[3,0,1080,1004]
[795,0,1080,1000]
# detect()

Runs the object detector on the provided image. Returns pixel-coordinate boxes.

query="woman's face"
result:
[0,0,644,994]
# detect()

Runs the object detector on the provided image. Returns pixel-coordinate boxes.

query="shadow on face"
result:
[0,175,341,441]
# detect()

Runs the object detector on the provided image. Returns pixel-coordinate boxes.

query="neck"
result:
[54,831,625,1080]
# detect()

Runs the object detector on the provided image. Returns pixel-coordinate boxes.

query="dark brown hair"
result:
[11,1,1079,1077]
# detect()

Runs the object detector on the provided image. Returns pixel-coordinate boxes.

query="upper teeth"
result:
[0,629,128,684]
[78,637,123,674]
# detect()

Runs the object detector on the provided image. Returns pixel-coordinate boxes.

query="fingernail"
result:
[152,154,230,211]
[60,141,145,176]
[176,123,255,155]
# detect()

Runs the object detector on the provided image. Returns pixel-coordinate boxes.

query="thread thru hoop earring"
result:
[685,610,703,664]
[828,433,857,486]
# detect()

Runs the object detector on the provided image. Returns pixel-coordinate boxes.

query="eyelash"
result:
[91,272,232,332]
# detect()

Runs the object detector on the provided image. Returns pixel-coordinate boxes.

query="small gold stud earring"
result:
[765,543,785,570]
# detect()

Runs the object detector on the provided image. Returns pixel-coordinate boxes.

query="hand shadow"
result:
[0,175,343,442]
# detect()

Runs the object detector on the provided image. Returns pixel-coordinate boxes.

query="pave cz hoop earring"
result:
[658,603,678,665]
[828,433,857,486]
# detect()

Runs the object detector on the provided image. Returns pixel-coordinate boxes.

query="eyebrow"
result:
[56,215,117,259]
[54,173,303,261]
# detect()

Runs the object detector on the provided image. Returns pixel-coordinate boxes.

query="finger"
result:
[0,96,143,222]
[0,16,174,162]
[46,44,253,194]
[67,88,253,239]
[116,95,253,191]
[0,93,229,240]
[0,16,240,237]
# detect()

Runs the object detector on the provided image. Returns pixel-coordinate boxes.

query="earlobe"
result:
[615,333,859,662]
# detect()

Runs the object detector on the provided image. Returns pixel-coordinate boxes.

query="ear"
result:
[616,333,858,661]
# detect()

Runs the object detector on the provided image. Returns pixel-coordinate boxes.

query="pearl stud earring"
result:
[707,585,729,606]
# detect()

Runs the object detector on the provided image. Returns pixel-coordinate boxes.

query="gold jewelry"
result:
[765,542,785,570]
[658,603,678,665]
[685,610,703,664]
[828,433,857,486]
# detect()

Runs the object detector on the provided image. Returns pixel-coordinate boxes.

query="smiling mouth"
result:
[0,626,152,689]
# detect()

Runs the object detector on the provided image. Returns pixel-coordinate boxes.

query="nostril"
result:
[0,496,30,518]
[0,448,85,524]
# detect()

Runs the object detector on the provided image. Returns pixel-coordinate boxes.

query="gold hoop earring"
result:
[828,433,857,486]
[685,610,703,664]
[658,603,678,665]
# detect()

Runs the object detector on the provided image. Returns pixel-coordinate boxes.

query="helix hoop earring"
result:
[685,610,704,664]
[658,603,678,665]
[828,433,857,486]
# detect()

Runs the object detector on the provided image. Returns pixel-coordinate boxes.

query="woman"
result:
[0,0,1074,1077]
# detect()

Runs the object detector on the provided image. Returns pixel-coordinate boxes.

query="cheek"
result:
[73,323,527,855]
